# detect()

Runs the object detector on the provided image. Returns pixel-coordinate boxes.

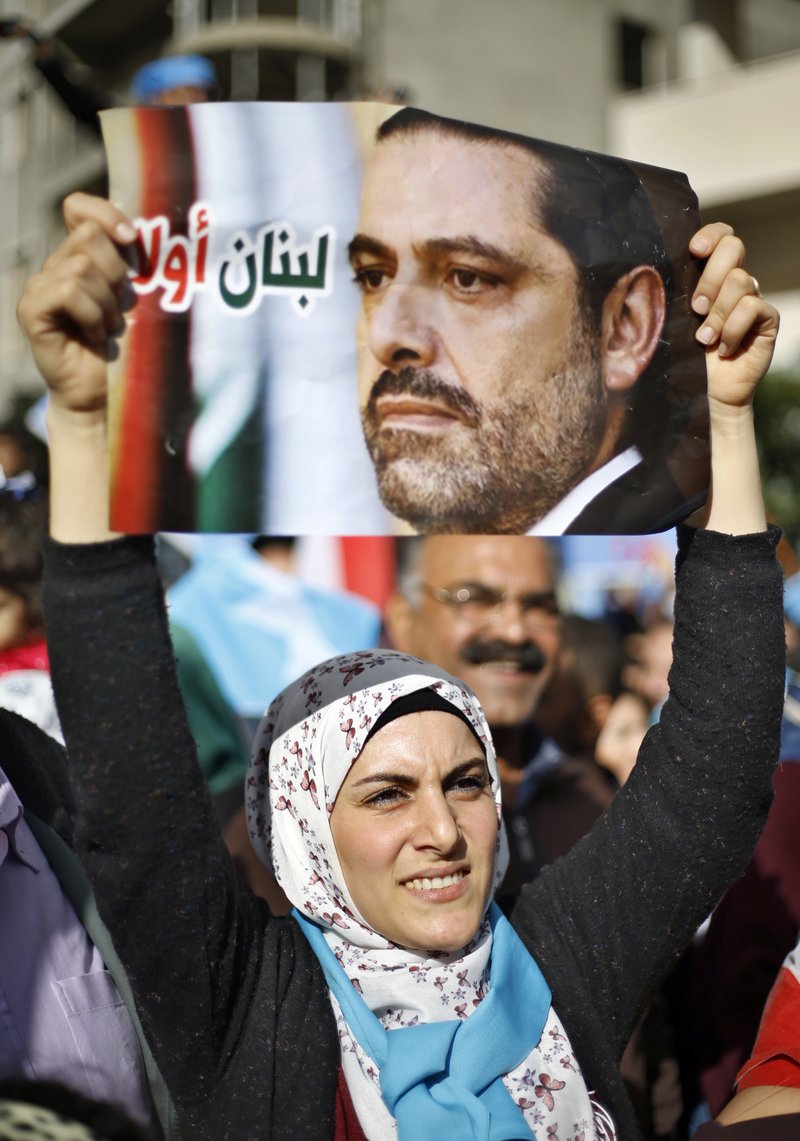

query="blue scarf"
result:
[294,903,551,1140]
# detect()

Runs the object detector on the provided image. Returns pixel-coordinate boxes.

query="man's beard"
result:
[361,340,607,533]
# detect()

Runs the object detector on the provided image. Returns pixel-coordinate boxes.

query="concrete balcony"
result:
[172,17,356,66]
[609,45,800,209]
[609,35,800,368]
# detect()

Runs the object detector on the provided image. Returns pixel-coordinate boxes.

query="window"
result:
[617,18,651,90]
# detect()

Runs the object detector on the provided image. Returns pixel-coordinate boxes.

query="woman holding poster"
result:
[19,196,784,1140]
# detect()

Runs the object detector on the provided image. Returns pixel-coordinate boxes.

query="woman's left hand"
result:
[690,222,780,409]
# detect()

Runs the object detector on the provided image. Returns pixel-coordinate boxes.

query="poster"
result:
[103,102,708,535]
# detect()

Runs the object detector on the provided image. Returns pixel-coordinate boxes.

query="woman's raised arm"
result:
[16,194,324,1128]
[507,225,785,1139]
[17,191,136,542]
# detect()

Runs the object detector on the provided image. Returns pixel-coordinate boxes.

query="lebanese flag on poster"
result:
[296,536,395,612]
[737,945,800,1090]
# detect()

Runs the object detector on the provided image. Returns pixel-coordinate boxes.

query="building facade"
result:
[1,0,798,406]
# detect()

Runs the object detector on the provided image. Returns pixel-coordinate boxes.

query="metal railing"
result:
[172,0,363,45]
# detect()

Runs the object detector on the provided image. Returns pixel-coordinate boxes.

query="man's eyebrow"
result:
[348,233,394,264]
[348,232,530,276]
[444,580,557,598]
[419,236,529,274]
[443,579,497,592]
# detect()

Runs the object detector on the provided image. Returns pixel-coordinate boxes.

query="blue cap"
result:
[785,571,800,627]
[130,55,217,102]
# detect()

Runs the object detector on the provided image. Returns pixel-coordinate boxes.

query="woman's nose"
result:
[413,791,461,852]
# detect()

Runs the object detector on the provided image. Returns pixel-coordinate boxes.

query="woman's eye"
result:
[450,775,488,795]
[366,786,407,806]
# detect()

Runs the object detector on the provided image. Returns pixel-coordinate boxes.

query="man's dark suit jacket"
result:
[0,709,176,1139]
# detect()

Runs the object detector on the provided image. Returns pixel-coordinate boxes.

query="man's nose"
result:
[367,283,437,370]
[485,599,529,645]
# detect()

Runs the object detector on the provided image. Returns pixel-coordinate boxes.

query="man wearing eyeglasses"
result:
[385,534,612,892]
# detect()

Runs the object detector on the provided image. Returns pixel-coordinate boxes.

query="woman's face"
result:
[330,709,498,953]
[594,691,649,786]
[0,586,31,652]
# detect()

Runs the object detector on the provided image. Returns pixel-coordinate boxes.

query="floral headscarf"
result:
[0,1100,113,1140]
[247,649,607,1141]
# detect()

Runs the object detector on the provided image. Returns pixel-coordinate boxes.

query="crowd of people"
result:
[0,18,797,1141]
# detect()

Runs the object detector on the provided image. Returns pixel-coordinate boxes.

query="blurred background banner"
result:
[558,532,678,619]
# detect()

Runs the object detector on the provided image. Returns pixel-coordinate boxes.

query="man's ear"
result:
[600,266,666,393]
[384,591,416,652]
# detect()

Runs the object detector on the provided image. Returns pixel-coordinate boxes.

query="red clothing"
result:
[0,639,49,674]
[697,763,800,1113]
[334,1066,367,1141]
[737,962,800,1091]
[695,1116,800,1140]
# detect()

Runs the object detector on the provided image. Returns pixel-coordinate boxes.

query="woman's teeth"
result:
[405,871,464,891]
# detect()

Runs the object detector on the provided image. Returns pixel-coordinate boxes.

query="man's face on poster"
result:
[349,128,662,534]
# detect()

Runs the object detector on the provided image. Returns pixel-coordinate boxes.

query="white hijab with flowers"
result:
[247,649,612,1141]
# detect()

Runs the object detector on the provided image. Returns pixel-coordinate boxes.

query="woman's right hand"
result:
[17,192,137,425]
[17,193,137,542]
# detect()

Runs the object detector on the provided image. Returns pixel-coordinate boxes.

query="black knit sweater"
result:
[41,526,785,1141]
